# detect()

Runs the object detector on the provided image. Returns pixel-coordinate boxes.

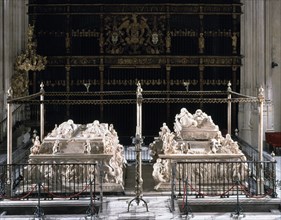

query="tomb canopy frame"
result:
[6,83,265,195]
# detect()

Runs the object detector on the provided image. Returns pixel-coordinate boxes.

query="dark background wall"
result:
[28,0,241,145]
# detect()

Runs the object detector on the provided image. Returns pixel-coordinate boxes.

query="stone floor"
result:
[0,157,280,219]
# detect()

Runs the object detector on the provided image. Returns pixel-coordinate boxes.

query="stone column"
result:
[0,1,4,121]
[0,0,28,121]
[265,0,281,132]
[239,0,266,147]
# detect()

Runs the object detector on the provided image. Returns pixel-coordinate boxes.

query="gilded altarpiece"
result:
[28,0,242,144]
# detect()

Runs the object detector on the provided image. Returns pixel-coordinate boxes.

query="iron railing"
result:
[0,104,28,144]
[0,163,98,200]
[171,160,277,199]
[233,135,273,162]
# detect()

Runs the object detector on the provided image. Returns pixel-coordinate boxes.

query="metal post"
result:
[227,81,232,135]
[99,161,103,213]
[128,82,148,212]
[40,82,45,142]
[231,178,245,218]
[86,178,97,217]
[34,182,44,218]
[182,177,193,218]
[170,162,176,212]
[257,86,265,194]
[6,88,13,196]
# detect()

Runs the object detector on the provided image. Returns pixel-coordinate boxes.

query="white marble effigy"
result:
[150,108,248,191]
[26,120,126,193]
[173,108,219,140]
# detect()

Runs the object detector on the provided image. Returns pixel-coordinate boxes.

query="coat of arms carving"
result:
[103,14,165,55]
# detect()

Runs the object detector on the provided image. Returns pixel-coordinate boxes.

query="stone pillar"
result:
[0,1,4,121]
[239,0,266,147]
[265,0,281,132]
[0,0,28,121]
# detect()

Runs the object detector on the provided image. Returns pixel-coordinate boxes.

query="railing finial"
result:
[40,82,44,92]
[227,81,232,92]
[7,87,13,98]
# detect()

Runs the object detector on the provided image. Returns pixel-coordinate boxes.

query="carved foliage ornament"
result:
[103,14,165,55]
[15,24,47,72]
[12,25,47,97]
[11,72,29,98]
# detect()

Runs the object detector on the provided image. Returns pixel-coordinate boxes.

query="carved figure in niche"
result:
[198,32,205,53]
[209,138,221,154]
[162,131,178,154]
[85,120,103,137]
[52,140,61,154]
[83,140,91,154]
[159,123,170,139]
[180,142,190,154]
[231,32,237,51]
[153,158,170,190]
[30,136,41,154]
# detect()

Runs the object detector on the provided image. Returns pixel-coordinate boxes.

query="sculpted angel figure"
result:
[83,140,91,154]
[30,136,41,154]
[52,140,60,154]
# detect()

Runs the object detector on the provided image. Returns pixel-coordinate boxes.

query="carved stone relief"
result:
[150,108,248,191]
[104,14,165,55]
[27,120,126,192]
